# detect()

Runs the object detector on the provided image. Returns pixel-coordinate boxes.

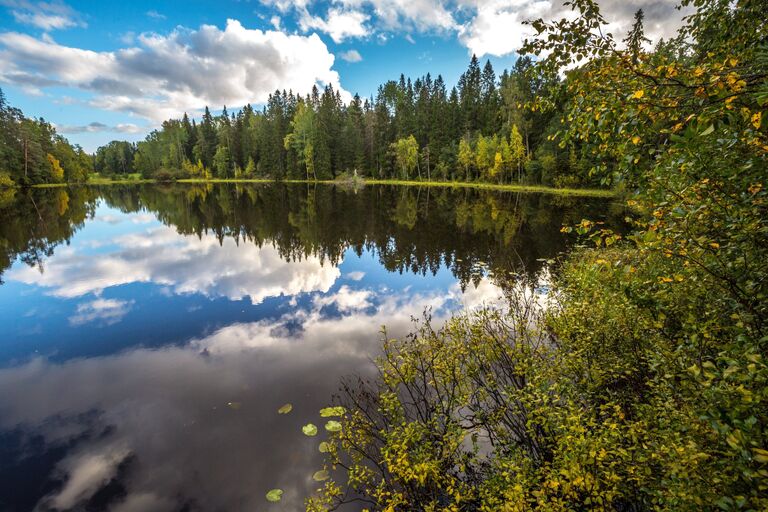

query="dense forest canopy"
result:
[93,55,593,187]
[0,89,92,186]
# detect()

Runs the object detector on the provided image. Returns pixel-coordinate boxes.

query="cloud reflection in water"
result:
[0,275,503,511]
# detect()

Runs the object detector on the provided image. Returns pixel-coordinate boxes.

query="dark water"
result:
[0,184,625,511]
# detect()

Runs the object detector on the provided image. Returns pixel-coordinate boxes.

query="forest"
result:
[0,89,92,187]
[91,55,590,187]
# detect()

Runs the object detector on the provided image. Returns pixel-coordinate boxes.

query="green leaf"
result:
[319,441,331,453]
[312,470,330,481]
[266,489,283,502]
[325,420,342,432]
[319,406,346,417]
[302,423,318,436]
[700,125,715,136]
[278,403,293,414]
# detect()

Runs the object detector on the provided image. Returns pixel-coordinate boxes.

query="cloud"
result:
[457,0,558,58]
[457,0,690,58]
[339,49,363,62]
[345,270,365,280]
[146,10,166,20]
[0,19,346,122]
[8,219,341,304]
[263,0,456,38]
[1,0,85,31]
[298,7,369,43]
[338,0,456,32]
[55,122,143,134]
[261,0,312,12]
[69,298,135,327]
[261,0,684,57]
[313,285,373,312]
[43,445,132,510]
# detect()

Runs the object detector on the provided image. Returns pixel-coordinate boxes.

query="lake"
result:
[0,183,624,511]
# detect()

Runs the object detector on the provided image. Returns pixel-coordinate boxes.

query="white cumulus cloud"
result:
[0,19,347,122]
[69,298,135,327]
[299,8,369,43]
[339,49,363,62]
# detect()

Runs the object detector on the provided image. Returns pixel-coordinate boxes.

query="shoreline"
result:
[24,178,616,198]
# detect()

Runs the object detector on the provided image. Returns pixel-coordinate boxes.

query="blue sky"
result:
[0,0,686,151]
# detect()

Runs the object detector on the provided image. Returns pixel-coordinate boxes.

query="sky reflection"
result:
[0,184,621,511]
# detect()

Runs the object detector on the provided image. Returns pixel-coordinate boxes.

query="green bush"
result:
[0,172,15,188]
[153,168,179,182]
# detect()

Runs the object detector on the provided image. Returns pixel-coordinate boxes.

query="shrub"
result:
[0,172,15,188]
[153,168,178,182]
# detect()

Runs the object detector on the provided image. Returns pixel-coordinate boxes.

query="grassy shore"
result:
[28,177,615,197]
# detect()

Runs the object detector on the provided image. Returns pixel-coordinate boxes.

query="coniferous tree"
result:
[624,9,651,63]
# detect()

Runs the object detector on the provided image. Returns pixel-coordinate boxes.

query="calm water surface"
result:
[0,184,624,511]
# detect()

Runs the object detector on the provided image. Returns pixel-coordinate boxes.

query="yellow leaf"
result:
[752,112,762,129]
[752,448,768,463]
[710,242,720,249]
[631,136,641,145]
[633,90,645,99]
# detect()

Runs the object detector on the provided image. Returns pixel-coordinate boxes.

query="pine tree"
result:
[624,9,651,63]
[481,60,500,134]
[458,55,482,133]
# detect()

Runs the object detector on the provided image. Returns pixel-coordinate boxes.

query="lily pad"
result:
[319,441,331,453]
[312,470,330,482]
[302,423,318,436]
[325,420,342,432]
[266,489,283,502]
[278,403,293,414]
[319,406,346,417]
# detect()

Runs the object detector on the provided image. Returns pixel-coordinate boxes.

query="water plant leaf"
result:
[312,470,330,482]
[319,441,331,453]
[325,420,342,432]
[266,489,283,502]
[278,403,293,414]
[302,423,318,436]
[319,406,345,417]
